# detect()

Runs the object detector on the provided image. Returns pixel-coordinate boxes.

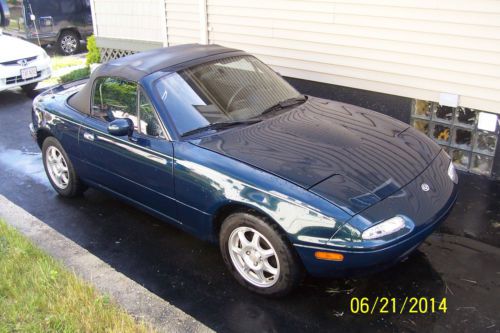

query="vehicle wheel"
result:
[58,30,80,55]
[220,212,303,297]
[42,137,86,197]
[21,82,38,93]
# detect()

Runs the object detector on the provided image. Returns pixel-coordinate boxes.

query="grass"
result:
[50,56,86,71]
[40,55,88,86]
[41,76,59,86]
[0,220,154,333]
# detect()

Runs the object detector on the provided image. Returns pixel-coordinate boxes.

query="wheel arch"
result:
[212,201,289,244]
[213,200,307,284]
[57,27,81,41]
[36,127,54,149]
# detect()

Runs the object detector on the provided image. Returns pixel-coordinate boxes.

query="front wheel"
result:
[42,137,86,197]
[220,212,303,297]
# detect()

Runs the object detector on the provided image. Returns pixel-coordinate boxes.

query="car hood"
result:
[193,97,441,215]
[0,34,44,63]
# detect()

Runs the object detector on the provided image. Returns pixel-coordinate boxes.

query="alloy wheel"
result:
[45,146,69,189]
[61,35,77,54]
[228,226,280,288]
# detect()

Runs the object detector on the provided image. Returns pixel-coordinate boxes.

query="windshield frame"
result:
[152,54,303,139]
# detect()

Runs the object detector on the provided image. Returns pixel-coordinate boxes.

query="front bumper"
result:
[295,150,458,277]
[0,58,51,91]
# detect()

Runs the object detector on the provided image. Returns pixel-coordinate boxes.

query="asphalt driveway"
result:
[0,87,499,332]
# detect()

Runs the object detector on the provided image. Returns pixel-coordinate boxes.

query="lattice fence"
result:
[99,48,136,62]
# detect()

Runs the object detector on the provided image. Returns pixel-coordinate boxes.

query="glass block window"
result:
[411,100,499,176]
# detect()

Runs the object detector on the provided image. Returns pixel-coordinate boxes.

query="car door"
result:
[78,76,177,220]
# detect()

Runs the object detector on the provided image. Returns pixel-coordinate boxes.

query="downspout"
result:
[89,0,98,36]
[159,0,168,46]
[199,0,208,44]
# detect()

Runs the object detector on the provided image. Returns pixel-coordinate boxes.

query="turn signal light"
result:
[314,251,344,261]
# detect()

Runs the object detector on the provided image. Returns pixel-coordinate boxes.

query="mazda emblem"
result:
[421,183,430,192]
[17,59,28,66]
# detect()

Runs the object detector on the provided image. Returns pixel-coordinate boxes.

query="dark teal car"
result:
[30,44,458,296]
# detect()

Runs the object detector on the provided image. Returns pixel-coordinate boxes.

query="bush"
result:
[86,35,100,66]
[59,67,91,83]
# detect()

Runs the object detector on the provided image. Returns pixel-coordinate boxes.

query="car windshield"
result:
[155,55,302,136]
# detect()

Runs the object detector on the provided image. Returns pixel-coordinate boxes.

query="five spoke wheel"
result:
[220,212,303,296]
[228,227,280,288]
[42,137,87,197]
[45,146,69,189]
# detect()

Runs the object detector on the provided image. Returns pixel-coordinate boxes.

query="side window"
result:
[60,0,77,14]
[92,77,139,130]
[139,91,164,138]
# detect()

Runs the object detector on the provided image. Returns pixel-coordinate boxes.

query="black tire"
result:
[42,137,87,197]
[220,212,303,297]
[58,30,80,55]
[21,82,38,93]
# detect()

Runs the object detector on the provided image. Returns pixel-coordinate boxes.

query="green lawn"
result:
[50,56,86,71]
[0,220,154,333]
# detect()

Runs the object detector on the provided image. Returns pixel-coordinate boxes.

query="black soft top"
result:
[68,43,239,114]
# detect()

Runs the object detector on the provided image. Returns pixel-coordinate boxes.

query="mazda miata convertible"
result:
[30,44,458,296]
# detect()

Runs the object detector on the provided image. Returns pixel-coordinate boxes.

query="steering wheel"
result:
[226,85,256,112]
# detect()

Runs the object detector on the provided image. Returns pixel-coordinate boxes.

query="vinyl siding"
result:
[165,0,200,45]
[92,0,163,42]
[206,0,500,114]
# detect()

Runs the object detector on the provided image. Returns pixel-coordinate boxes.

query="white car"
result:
[0,30,51,93]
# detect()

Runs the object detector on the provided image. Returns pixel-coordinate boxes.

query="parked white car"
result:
[0,30,51,93]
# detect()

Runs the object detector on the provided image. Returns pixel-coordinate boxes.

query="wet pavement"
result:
[0,88,499,332]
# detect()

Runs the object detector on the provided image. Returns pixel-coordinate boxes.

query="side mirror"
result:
[107,118,133,137]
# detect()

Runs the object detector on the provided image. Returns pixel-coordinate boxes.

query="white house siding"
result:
[206,0,500,115]
[165,0,200,45]
[93,0,163,43]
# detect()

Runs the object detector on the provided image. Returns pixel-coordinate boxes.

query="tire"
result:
[21,82,38,93]
[58,30,80,55]
[220,212,303,297]
[42,137,86,197]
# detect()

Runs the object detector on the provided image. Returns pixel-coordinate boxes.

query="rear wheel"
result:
[42,137,86,197]
[21,82,38,93]
[220,212,303,297]
[58,30,80,55]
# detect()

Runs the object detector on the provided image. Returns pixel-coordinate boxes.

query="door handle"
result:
[83,132,95,141]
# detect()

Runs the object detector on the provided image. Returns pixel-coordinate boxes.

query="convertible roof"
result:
[67,44,240,114]
[93,43,239,81]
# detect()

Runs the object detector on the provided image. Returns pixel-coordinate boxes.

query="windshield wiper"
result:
[181,119,261,137]
[261,95,307,116]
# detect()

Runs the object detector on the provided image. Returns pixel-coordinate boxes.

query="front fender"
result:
[173,141,352,244]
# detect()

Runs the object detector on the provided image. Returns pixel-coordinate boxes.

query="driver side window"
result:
[92,77,139,130]
[92,77,165,139]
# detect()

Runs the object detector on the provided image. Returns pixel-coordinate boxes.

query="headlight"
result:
[362,216,406,240]
[447,161,458,184]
